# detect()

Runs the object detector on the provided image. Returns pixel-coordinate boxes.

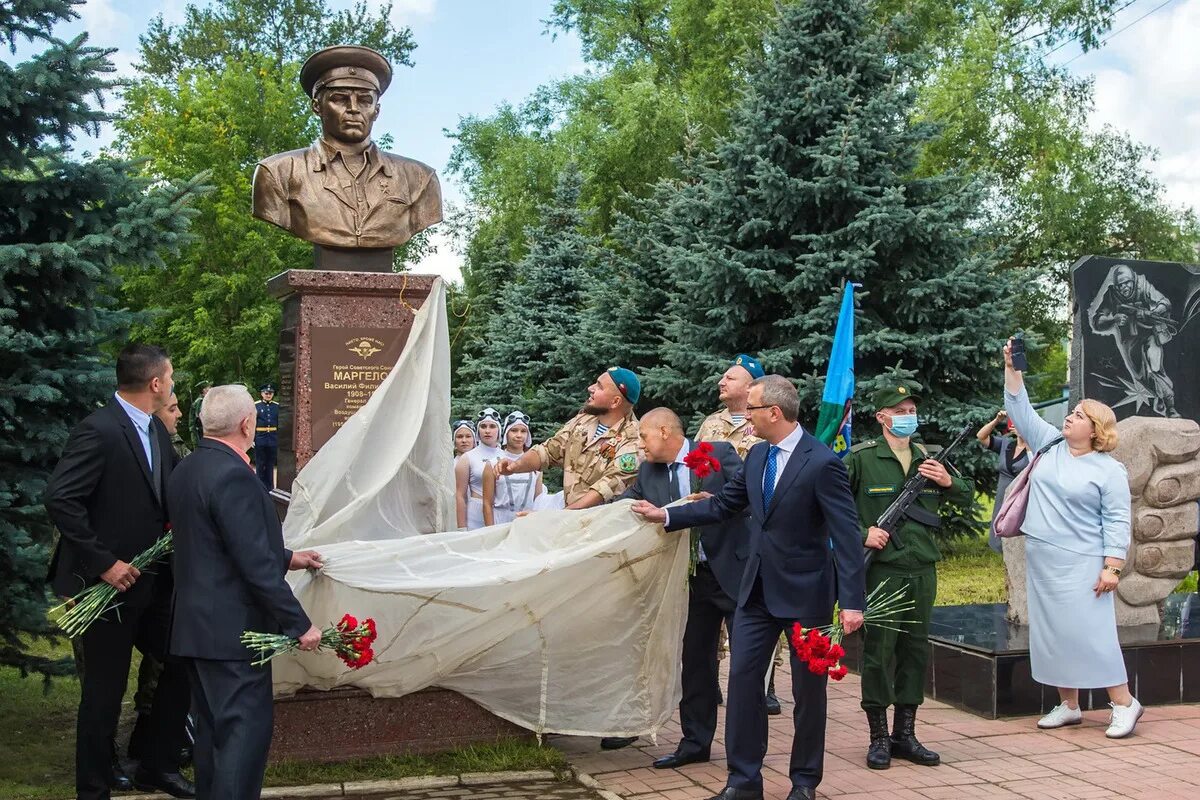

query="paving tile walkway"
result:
[274,778,607,799]
[555,659,1200,800]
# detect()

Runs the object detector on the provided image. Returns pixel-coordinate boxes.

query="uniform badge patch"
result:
[617,453,638,473]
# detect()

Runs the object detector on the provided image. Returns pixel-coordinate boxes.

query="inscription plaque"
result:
[309,326,407,450]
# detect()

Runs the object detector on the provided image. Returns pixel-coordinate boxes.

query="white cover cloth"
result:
[275,278,688,738]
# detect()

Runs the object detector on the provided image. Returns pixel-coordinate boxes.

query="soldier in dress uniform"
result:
[495,367,641,510]
[189,381,210,447]
[254,383,280,491]
[844,381,973,771]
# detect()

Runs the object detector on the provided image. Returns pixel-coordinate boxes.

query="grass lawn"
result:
[0,639,564,800]
[936,535,1008,606]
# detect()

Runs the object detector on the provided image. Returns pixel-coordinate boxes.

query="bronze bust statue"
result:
[252,45,442,260]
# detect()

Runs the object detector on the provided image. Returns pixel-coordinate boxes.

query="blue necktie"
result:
[762,445,780,509]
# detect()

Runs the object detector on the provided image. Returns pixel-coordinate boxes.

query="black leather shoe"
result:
[765,692,782,715]
[600,736,639,750]
[109,756,133,791]
[132,768,196,798]
[708,787,764,800]
[785,787,816,800]
[653,750,709,769]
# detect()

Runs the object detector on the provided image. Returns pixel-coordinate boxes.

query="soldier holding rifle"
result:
[844,382,972,771]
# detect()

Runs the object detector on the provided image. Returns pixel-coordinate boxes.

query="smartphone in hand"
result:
[1010,335,1029,372]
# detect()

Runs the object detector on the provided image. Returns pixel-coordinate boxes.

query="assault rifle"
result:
[864,424,974,567]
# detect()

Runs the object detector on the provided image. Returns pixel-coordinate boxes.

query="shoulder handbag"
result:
[993,437,1062,539]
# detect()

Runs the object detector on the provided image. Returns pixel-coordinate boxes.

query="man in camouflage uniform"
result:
[696,353,765,459]
[496,366,641,509]
[845,382,972,771]
[696,354,782,712]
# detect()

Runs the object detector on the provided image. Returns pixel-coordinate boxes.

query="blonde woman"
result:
[1002,339,1141,738]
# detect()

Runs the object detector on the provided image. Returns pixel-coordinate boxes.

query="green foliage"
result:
[449,0,1199,403]
[0,0,201,678]
[114,0,418,395]
[455,165,602,438]
[642,0,1019,534]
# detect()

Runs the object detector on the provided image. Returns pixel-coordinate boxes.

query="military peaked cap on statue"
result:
[872,381,922,410]
[300,45,393,99]
[606,367,641,405]
[731,353,765,380]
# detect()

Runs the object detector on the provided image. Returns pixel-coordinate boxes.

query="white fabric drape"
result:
[275,278,687,738]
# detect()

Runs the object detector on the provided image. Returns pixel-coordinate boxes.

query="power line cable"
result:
[1062,0,1180,66]
[1042,0,1141,59]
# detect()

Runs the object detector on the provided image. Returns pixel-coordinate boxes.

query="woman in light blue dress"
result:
[1002,339,1142,738]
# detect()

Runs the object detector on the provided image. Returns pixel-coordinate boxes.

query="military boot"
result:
[890,705,940,766]
[865,707,891,770]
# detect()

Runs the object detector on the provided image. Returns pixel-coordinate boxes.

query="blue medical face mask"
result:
[886,413,919,437]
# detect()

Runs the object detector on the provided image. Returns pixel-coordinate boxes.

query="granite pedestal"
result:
[266,269,532,760]
[267,269,435,492]
[841,593,1200,718]
[269,687,534,763]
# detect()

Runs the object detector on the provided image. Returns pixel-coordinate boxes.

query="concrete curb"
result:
[571,766,626,800]
[101,769,565,799]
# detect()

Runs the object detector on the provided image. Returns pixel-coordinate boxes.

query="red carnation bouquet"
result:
[240,613,378,669]
[683,441,722,479]
[681,442,723,575]
[790,580,915,681]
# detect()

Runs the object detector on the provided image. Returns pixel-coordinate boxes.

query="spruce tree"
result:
[455,165,601,439]
[649,0,1021,480]
[0,0,200,678]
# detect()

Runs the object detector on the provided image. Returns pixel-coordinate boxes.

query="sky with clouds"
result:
[29,0,1200,281]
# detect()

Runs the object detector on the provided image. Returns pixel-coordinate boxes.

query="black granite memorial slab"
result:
[1070,255,1200,421]
[841,593,1200,718]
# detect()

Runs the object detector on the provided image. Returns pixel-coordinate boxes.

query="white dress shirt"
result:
[115,392,154,467]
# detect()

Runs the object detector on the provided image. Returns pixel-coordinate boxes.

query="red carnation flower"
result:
[829,664,849,681]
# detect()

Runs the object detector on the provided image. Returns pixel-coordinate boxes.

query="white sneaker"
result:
[1037,702,1083,729]
[1105,697,1144,739]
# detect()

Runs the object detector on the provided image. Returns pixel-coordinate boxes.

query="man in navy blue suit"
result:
[633,376,865,800]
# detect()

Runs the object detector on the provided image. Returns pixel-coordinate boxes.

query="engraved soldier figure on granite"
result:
[1087,263,1180,418]
[252,45,442,269]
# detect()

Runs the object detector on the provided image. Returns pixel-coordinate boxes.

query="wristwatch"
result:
[1103,565,1122,577]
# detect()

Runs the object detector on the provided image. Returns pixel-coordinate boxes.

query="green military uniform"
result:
[845,385,972,712]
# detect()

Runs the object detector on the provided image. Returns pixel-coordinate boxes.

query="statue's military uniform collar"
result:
[308,139,395,179]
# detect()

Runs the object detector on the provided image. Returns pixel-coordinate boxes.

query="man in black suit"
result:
[44,343,194,800]
[633,376,865,800]
[168,385,323,800]
[600,407,748,764]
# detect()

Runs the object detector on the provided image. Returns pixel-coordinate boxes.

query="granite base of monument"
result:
[267,269,436,493]
[270,687,534,763]
[841,593,1200,718]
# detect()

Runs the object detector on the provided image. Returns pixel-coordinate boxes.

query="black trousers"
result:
[724,578,828,792]
[677,562,737,758]
[187,658,275,800]
[75,584,190,800]
[255,444,276,491]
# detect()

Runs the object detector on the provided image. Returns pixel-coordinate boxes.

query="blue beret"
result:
[732,353,765,380]
[606,366,641,405]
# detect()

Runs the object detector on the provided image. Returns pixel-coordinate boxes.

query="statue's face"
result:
[313,86,380,144]
[1116,273,1134,299]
